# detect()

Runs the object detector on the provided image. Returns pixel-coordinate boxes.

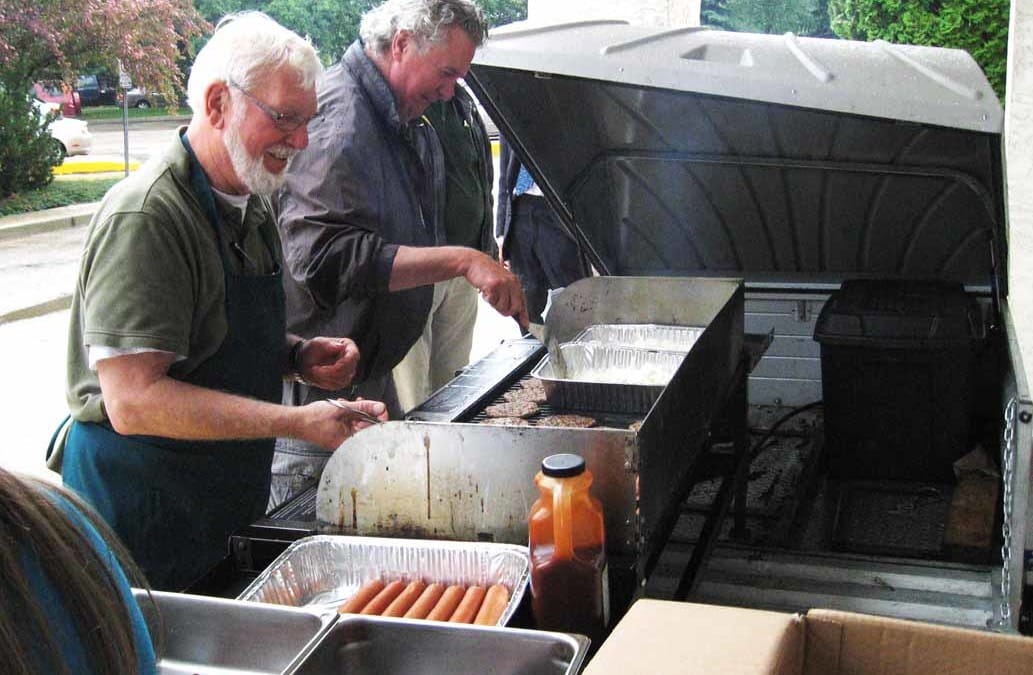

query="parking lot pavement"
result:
[0,221,88,323]
[0,310,68,481]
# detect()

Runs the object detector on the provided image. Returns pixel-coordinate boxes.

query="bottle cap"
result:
[541,453,586,477]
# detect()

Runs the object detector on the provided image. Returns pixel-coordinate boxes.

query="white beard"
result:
[223,120,294,196]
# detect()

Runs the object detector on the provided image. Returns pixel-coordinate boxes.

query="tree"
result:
[193,0,528,65]
[702,0,831,36]
[479,0,527,26]
[0,0,206,97]
[724,0,824,34]
[193,0,372,64]
[265,0,375,63]
[828,0,1009,99]
[0,0,207,198]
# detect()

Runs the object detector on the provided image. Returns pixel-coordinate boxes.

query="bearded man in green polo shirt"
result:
[59,11,387,591]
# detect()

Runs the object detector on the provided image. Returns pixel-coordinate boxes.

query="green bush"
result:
[828,0,1009,100]
[0,88,64,199]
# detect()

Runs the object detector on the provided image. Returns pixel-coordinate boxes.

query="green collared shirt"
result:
[66,130,280,422]
[423,98,489,250]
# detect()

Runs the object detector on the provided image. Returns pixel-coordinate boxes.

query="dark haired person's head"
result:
[0,467,158,674]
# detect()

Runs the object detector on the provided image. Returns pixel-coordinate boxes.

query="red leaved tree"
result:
[0,0,208,197]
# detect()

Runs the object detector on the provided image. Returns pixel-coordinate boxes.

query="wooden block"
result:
[944,476,998,553]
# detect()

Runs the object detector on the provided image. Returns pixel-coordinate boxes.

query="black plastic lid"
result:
[541,454,586,478]
[813,279,983,349]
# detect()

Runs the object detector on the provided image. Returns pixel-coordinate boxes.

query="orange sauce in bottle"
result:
[529,454,608,644]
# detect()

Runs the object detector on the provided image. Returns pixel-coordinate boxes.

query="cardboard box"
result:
[583,599,1033,675]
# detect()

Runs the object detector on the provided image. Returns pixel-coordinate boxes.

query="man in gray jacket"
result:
[392,83,497,414]
[271,0,526,508]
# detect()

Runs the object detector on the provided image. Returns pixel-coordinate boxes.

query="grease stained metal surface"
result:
[317,277,743,573]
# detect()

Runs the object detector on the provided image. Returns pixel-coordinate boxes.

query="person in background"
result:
[497,137,591,326]
[0,466,158,675]
[392,82,497,414]
[60,11,386,591]
[271,0,526,509]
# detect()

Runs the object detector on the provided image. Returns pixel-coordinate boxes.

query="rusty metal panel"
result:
[317,422,639,554]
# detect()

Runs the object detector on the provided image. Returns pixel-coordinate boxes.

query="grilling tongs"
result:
[327,398,383,425]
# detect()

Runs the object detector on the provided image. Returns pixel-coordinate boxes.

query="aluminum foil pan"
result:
[571,323,704,353]
[237,535,529,627]
[531,342,685,413]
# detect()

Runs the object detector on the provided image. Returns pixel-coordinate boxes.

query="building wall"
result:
[1005,0,1033,382]
[526,0,700,26]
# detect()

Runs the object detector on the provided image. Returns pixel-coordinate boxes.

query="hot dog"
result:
[403,582,445,619]
[383,580,427,617]
[426,584,466,621]
[359,579,407,615]
[338,579,385,614]
[448,585,487,624]
[473,583,510,625]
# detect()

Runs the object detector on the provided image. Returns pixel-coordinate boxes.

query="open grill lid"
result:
[468,21,1006,295]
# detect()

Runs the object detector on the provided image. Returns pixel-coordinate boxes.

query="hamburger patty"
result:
[537,414,597,428]
[484,400,540,419]
[502,384,547,404]
[479,417,532,426]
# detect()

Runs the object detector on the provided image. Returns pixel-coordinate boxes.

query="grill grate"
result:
[462,374,644,430]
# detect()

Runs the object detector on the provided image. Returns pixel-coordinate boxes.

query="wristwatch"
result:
[289,339,308,381]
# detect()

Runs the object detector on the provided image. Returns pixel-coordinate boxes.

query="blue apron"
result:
[62,137,285,590]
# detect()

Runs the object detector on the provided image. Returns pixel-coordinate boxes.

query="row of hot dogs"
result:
[337,579,511,625]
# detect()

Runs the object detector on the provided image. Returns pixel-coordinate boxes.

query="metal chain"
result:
[997,397,1017,629]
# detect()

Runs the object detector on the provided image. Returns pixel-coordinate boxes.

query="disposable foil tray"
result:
[571,323,704,353]
[531,342,685,413]
[237,535,529,626]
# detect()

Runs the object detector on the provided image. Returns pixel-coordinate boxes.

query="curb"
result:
[54,161,139,176]
[0,202,98,242]
[0,295,73,326]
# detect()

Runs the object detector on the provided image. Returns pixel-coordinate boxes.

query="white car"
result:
[33,98,93,156]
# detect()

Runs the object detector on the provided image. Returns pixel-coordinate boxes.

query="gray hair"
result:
[187,11,322,112]
[360,0,488,55]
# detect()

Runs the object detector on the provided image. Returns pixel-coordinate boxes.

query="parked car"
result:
[32,81,81,117]
[121,87,166,109]
[123,87,190,110]
[33,99,93,156]
[75,73,118,106]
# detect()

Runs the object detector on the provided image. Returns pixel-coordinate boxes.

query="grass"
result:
[79,105,186,121]
[0,178,118,217]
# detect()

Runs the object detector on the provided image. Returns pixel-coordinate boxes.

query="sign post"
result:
[118,61,133,177]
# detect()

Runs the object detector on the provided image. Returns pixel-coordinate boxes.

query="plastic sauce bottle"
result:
[528,453,609,644]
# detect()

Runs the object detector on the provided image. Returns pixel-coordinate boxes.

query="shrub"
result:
[0,178,120,217]
[0,88,63,200]
[828,0,1009,100]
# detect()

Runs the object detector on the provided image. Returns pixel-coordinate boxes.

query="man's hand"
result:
[298,399,389,450]
[389,245,529,328]
[96,350,385,447]
[297,337,360,390]
[464,251,529,328]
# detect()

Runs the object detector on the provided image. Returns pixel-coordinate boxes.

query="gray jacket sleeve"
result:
[275,58,434,383]
[277,108,398,313]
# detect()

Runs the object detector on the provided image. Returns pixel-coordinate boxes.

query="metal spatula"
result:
[547,336,568,379]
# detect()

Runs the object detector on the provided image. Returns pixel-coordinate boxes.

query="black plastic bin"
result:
[814,279,982,483]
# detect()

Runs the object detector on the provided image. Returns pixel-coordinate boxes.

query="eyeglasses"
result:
[227,79,318,133]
